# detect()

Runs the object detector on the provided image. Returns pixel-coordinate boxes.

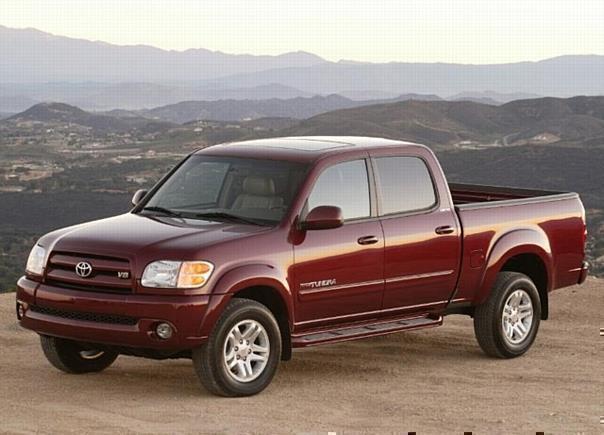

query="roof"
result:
[197,136,421,162]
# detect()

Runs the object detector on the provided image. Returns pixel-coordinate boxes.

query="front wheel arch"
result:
[200,265,294,359]
[232,286,292,361]
[192,298,282,396]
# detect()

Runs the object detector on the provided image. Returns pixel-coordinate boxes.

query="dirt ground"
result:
[0,279,602,434]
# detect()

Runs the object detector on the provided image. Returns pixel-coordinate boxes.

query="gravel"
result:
[1,279,601,434]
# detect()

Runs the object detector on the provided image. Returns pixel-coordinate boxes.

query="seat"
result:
[232,176,284,210]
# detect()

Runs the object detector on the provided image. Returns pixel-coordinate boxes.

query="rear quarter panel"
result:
[454,195,585,304]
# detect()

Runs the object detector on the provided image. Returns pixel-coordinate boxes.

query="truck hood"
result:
[41,213,270,259]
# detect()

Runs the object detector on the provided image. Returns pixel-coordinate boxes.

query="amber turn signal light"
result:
[177,261,214,288]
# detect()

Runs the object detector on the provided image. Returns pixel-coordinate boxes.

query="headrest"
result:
[242,176,276,196]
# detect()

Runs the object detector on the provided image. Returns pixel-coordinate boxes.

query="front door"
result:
[292,159,384,327]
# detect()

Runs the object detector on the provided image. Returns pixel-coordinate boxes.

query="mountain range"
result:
[209,56,604,98]
[1,26,603,111]
[0,25,324,83]
[5,96,604,149]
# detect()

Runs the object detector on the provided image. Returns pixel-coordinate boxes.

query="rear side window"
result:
[307,160,370,220]
[374,156,437,215]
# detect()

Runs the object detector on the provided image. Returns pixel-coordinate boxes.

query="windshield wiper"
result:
[140,206,183,217]
[193,212,265,226]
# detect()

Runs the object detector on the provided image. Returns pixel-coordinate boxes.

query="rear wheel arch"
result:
[477,228,553,319]
[474,271,541,358]
[501,253,549,320]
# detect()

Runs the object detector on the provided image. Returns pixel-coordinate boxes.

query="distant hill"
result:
[142,95,352,123]
[239,117,299,131]
[181,116,299,132]
[338,91,443,101]
[450,96,500,106]
[211,55,604,98]
[0,25,326,83]
[7,96,604,147]
[4,102,173,134]
[1,82,316,111]
[0,93,446,134]
[141,93,446,123]
[192,84,313,101]
[283,96,604,148]
[450,91,542,105]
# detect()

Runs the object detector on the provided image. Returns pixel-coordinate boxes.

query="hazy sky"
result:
[2,0,603,64]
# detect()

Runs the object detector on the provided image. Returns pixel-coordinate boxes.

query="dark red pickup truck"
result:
[16,136,588,396]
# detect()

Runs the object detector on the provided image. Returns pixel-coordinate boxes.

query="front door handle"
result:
[358,235,379,245]
[435,225,455,235]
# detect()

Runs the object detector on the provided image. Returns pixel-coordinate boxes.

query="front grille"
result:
[30,305,139,326]
[45,279,132,294]
[45,251,133,294]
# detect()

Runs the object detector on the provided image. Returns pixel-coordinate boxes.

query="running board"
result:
[292,315,443,347]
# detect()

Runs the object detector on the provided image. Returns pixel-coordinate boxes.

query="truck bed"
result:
[449,182,585,303]
[449,183,578,209]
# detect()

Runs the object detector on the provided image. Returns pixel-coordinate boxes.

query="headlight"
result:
[141,260,214,289]
[26,244,46,275]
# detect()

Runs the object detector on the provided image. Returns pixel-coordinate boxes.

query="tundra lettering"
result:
[16,136,588,397]
[300,279,337,289]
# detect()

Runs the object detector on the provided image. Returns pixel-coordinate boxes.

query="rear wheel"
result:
[473,272,541,358]
[192,298,282,397]
[40,335,118,373]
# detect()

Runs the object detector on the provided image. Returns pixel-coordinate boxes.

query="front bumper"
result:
[16,276,213,350]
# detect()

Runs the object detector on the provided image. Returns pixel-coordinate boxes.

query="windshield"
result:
[139,155,308,225]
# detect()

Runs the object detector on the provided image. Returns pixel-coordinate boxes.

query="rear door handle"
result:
[435,225,455,235]
[357,235,379,245]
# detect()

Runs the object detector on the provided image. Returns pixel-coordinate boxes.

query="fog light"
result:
[16,302,26,320]
[155,322,173,340]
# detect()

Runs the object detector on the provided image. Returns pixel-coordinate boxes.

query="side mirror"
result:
[131,189,148,206]
[301,206,343,231]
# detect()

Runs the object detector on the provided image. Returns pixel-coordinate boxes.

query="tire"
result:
[192,298,282,397]
[40,335,119,374]
[473,272,541,358]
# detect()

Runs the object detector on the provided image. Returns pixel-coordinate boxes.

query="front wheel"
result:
[192,298,282,397]
[40,335,118,373]
[473,272,541,358]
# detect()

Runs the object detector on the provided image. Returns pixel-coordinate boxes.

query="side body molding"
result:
[198,264,294,337]
[475,227,553,305]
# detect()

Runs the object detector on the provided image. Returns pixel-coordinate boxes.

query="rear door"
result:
[371,152,461,313]
[292,159,384,327]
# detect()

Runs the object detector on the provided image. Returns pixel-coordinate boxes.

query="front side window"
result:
[141,155,308,225]
[307,160,370,220]
[374,156,437,215]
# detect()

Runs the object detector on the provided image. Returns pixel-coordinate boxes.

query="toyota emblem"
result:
[75,261,93,278]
